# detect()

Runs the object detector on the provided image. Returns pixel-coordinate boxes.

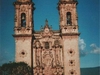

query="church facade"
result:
[13,0,80,75]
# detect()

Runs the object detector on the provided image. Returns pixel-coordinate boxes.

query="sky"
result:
[0,0,99,68]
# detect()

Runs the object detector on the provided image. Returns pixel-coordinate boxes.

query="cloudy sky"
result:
[0,0,99,68]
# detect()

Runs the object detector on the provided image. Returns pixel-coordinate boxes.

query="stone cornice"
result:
[13,34,33,37]
[61,33,80,36]
[57,0,78,10]
[60,25,79,29]
[34,30,60,34]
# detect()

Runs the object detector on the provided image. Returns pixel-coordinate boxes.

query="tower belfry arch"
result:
[13,0,80,75]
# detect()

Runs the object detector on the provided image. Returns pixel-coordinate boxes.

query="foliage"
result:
[0,62,99,75]
[0,62,32,75]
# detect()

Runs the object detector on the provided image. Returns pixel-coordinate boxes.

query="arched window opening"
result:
[67,12,72,25]
[21,13,26,27]
[45,42,49,49]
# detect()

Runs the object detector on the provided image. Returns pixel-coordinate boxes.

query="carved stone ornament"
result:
[19,50,27,58]
[69,69,76,75]
[66,5,72,11]
[41,20,53,37]
[43,53,53,67]
[14,14,17,22]
[68,49,75,56]
[69,60,75,66]
[20,6,26,12]
[34,40,41,48]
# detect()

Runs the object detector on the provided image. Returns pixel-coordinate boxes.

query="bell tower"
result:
[13,0,35,66]
[58,0,80,75]
[58,0,78,27]
[14,0,35,34]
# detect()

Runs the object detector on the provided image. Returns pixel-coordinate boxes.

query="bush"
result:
[0,62,32,75]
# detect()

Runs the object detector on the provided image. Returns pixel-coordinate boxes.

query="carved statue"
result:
[36,56,40,66]
[35,40,41,48]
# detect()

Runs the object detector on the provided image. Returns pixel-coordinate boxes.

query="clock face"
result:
[44,28,49,33]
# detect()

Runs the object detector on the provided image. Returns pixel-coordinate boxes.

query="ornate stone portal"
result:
[13,0,80,75]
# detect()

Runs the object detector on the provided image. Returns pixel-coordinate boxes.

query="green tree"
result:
[0,62,32,75]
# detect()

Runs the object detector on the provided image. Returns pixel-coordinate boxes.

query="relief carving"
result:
[33,39,63,75]
[40,20,53,38]
[33,21,64,75]
[60,10,63,22]
[14,14,17,22]
[20,6,26,12]
[66,5,72,11]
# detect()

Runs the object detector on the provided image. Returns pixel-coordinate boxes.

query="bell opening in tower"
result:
[67,12,72,25]
[21,13,26,27]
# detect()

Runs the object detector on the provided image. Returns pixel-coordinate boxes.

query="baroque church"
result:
[13,0,80,75]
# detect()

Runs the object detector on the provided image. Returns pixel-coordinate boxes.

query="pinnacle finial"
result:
[44,19,50,29]
[45,19,48,26]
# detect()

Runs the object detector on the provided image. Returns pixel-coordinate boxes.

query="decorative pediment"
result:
[41,19,53,37]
